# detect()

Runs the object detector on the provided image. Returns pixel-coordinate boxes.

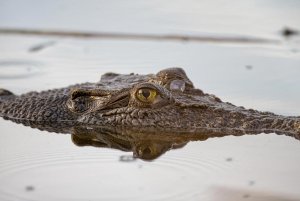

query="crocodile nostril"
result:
[70,88,114,100]
[71,90,89,100]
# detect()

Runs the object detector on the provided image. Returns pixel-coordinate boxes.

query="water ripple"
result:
[0,146,231,201]
[0,60,44,79]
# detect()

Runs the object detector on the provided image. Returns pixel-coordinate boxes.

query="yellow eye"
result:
[136,88,157,103]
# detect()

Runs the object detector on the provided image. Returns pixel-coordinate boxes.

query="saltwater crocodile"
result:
[0,68,299,139]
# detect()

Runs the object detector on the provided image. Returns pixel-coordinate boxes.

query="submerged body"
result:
[0,68,299,138]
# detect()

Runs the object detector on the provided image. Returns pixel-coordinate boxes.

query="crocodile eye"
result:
[136,88,157,103]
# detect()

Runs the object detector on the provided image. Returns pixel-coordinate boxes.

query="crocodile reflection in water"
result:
[71,126,190,161]
[70,126,300,161]
[0,68,299,160]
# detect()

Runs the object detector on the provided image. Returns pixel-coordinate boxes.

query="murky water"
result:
[1,1,300,201]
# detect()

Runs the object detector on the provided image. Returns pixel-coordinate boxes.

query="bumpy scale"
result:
[0,68,299,138]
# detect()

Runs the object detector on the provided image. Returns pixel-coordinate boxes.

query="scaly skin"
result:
[0,68,299,139]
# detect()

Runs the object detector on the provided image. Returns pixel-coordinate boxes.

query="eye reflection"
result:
[134,144,164,161]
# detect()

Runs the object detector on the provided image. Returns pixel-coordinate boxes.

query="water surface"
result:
[0,1,300,201]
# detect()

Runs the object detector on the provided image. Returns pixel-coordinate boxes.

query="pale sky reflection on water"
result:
[0,0,300,201]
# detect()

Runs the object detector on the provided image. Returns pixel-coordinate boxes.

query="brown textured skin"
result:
[0,68,299,139]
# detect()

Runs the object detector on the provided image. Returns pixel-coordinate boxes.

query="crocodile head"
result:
[66,67,212,128]
[65,68,299,137]
[1,68,299,138]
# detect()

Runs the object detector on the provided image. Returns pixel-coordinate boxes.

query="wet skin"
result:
[0,68,299,160]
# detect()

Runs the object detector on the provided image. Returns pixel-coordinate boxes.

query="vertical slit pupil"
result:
[142,89,150,99]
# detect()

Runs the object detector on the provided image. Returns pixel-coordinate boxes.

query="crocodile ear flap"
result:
[170,80,186,92]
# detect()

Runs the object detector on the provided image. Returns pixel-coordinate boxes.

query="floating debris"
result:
[29,41,56,52]
[25,185,35,192]
[248,180,255,186]
[281,27,299,37]
[245,65,253,70]
[119,155,136,162]
[226,157,233,162]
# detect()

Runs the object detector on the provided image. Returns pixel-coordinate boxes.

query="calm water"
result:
[0,0,300,201]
